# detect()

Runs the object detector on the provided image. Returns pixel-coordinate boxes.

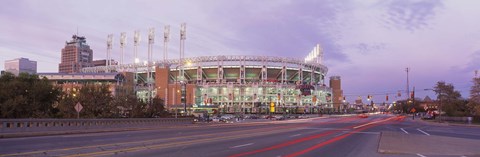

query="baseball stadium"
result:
[81,49,336,115]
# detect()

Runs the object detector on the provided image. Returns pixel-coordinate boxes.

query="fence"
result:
[0,118,193,133]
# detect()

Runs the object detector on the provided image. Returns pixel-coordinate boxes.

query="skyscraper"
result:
[4,57,37,76]
[329,76,344,111]
[58,35,93,73]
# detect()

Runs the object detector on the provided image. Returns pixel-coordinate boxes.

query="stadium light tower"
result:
[179,23,187,115]
[107,34,113,72]
[133,30,141,92]
[120,32,127,66]
[179,23,187,81]
[147,27,155,104]
[164,25,170,64]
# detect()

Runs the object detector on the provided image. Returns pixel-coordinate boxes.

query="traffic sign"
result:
[75,102,83,112]
[410,108,416,113]
[75,102,83,119]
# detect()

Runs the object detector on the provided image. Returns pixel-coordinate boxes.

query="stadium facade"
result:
[82,53,340,115]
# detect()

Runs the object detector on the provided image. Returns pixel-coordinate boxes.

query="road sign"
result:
[75,102,83,112]
[410,108,416,113]
[75,102,83,119]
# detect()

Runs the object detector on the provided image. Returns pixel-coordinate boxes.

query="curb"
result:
[0,124,198,139]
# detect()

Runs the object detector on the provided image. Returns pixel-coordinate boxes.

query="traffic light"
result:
[386,95,389,101]
[410,91,415,99]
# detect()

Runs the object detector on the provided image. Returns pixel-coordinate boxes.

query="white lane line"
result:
[290,134,302,137]
[416,153,427,157]
[400,128,409,134]
[417,128,430,136]
[230,143,254,149]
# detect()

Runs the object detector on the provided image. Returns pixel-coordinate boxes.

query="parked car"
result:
[274,115,286,120]
[265,115,274,119]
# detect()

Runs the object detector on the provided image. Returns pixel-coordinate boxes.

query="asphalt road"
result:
[0,114,479,157]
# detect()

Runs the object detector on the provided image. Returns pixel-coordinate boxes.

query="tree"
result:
[145,97,167,118]
[76,84,114,118]
[434,81,467,116]
[0,72,61,118]
[468,77,480,116]
[111,93,146,118]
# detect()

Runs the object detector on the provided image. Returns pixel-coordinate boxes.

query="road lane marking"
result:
[230,143,254,149]
[416,129,430,136]
[2,116,355,157]
[302,128,349,131]
[400,128,409,134]
[0,125,298,157]
[284,116,400,157]
[229,116,398,157]
[352,116,398,129]
[290,134,302,137]
[67,128,297,157]
[416,153,427,157]
[341,131,380,135]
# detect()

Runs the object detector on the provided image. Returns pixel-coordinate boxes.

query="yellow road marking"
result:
[352,116,398,129]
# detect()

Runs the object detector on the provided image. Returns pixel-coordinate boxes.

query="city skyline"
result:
[1,0,480,102]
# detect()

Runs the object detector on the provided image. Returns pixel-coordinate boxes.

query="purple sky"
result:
[1,0,479,103]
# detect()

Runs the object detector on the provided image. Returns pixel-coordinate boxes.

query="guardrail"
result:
[0,118,193,133]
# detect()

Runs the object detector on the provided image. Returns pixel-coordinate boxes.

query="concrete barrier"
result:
[439,116,474,123]
[0,118,193,134]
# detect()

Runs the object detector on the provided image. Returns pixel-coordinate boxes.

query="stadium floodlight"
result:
[133,30,141,64]
[147,27,155,104]
[180,23,186,40]
[120,32,127,65]
[148,27,155,44]
[134,30,141,45]
[107,34,113,68]
[164,25,170,63]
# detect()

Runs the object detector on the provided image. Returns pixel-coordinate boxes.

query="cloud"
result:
[196,0,352,63]
[377,0,443,32]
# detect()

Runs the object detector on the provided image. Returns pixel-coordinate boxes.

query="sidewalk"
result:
[378,131,480,156]
[408,115,480,128]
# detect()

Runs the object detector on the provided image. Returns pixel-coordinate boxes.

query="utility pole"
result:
[406,67,410,100]
[412,86,415,120]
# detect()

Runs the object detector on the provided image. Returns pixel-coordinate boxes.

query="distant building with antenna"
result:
[58,35,93,73]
